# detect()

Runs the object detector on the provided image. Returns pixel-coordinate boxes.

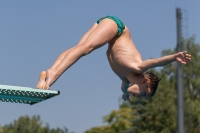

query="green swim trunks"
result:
[96,15,125,36]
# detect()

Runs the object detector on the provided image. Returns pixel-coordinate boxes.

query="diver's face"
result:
[128,79,152,98]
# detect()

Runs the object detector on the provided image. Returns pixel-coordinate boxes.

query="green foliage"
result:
[1,115,70,133]
[85,105,133,133]
[85,36,200,133]
[181,37,200,133]
[0,125,3,133]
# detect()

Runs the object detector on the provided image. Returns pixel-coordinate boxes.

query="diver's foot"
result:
[45,69,59,89]
[36,71,47,89]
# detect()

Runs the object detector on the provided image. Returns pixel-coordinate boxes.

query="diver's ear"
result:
[145,78,150,84]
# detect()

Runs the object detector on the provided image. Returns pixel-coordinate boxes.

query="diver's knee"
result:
[81,43,95,55]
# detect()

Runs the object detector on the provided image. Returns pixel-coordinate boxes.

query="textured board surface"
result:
[0,85,60,105]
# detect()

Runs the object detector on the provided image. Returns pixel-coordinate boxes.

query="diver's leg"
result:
[45,19,118,89]
[37,24,97,89]
[50,23,98,69]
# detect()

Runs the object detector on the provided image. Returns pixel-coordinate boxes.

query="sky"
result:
[0,1,200,133]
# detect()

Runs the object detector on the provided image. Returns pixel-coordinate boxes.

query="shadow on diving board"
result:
[0,85,60,105]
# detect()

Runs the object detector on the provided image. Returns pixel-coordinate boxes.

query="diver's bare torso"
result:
[106,26,143,83]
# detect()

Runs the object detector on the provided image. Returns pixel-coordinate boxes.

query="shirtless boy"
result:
[36,16,191,101]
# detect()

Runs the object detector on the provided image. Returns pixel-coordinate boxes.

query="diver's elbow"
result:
[135,66,147,73]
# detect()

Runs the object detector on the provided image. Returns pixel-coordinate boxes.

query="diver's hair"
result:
[143,72,161,97]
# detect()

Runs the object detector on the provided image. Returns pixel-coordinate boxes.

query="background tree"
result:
[1,115,73,133]
[85,105,133,133]
[181,36,200,133]
[0,125,3,133]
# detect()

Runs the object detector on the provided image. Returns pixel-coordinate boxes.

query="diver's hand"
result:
[175,51,191,64]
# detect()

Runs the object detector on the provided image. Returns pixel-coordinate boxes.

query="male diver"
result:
[36,16,191,100]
